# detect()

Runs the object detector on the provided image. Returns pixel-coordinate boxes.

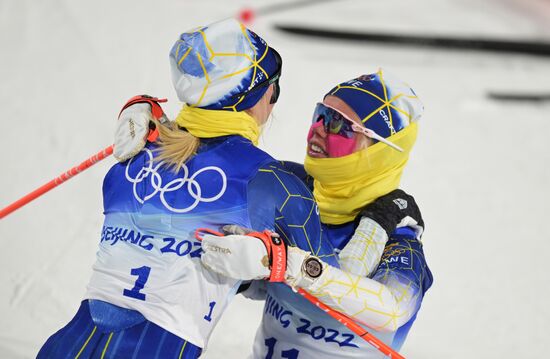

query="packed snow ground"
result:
[1,0,549,358]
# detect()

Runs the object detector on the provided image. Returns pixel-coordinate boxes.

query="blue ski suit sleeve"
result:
[277,161,314,192]
[247,162,338,266]
[370,228,433,347]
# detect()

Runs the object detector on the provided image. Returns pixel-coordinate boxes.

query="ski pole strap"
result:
[119,94,167,120]
[119,95,168,143]
[249,230,287,282]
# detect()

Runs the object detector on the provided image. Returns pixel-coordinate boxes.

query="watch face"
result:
[303,257,323,278]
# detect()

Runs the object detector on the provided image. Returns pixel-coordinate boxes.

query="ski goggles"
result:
[231,48,282,105]
[312,103,403,152]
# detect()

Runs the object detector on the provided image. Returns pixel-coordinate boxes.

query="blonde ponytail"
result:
[152,119,200,172]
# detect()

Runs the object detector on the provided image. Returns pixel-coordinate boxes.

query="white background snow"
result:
[1,0,549,358]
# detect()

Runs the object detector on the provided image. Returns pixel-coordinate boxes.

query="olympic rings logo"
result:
[125,148,227,213]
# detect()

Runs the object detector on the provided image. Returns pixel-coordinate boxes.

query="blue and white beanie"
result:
[169,18,280,111]
[326,69,424,140]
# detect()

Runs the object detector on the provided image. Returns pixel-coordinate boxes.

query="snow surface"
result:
[1,0,549,358]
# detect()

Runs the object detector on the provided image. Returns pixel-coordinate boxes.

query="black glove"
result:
[360,189,424,237]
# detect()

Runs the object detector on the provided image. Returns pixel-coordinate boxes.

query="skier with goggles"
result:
[202,70,433,358]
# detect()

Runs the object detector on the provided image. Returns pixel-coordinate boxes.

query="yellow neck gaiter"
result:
[304,122,418,225]
[175,105,260,145]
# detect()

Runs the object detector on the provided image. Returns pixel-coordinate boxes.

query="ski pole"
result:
[0,145,114,219]
[298,288,404,358]
[0,122,162,220]
[195,228,404,358]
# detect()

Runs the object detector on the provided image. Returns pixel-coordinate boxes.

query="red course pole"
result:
[0,145,114,219]
[298,288,405,359]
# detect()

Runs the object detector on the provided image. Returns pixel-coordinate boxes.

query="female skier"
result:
[37,18,335,359]
[201,70,433,358]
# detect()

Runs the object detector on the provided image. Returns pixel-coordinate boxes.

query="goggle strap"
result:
[351,123,404,152]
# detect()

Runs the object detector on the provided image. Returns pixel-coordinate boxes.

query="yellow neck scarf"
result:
[175,105,260,145]
[304,122,418,225]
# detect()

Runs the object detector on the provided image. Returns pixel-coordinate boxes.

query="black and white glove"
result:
[361,189,424,238]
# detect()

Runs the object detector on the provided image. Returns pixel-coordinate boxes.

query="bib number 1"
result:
[204,301,216,322]
[123,266,151,301]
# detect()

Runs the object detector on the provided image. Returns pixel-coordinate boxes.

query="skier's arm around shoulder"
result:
[277,161,314,192]
[339,188,425,277]
[292,232,432,332]
[284,189,431,332]
[199,161,336,287]
[246,161,320,236]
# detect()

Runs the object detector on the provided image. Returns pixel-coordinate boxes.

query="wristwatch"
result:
[302,256,323,280]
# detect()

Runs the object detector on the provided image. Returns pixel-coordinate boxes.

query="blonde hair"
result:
[151,89,271,172]
[153,119,200,172]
